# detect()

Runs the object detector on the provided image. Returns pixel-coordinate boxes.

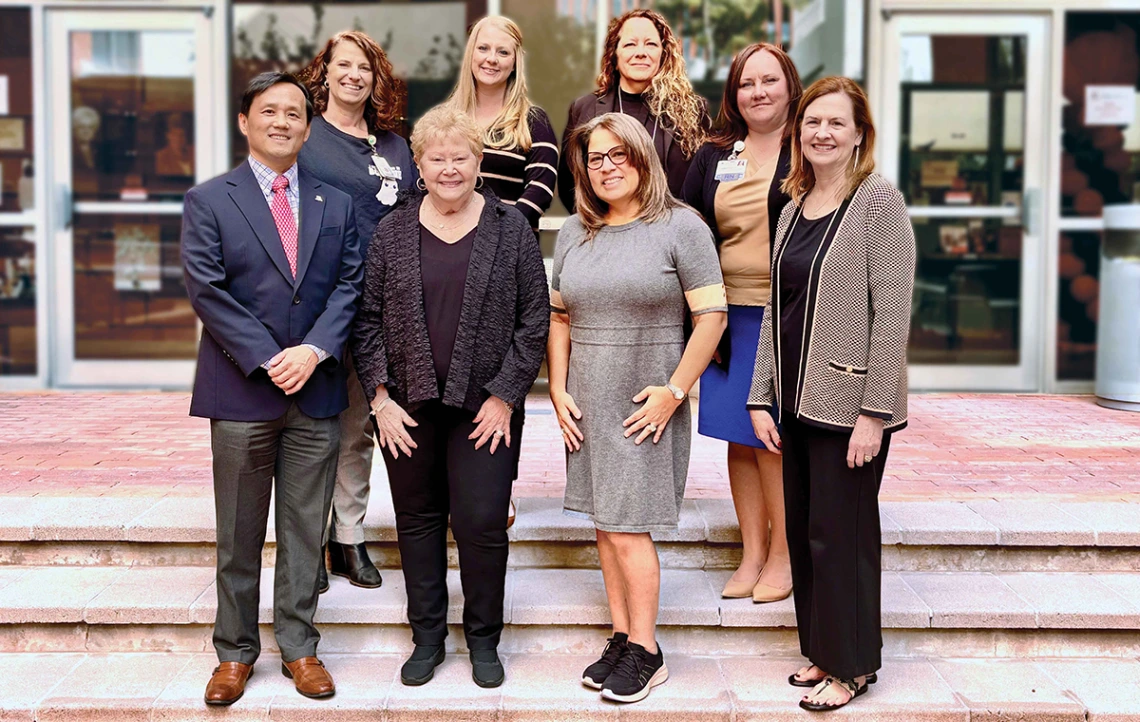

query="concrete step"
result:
[4,496,1140,572]
[1,651,1137,721]
[2,565,1140,658]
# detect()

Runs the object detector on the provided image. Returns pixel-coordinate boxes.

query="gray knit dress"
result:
[551,208,727,532]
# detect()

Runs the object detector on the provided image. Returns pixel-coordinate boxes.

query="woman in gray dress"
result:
[548,113,726,704]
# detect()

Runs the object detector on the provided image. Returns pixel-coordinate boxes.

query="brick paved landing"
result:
[1,393,1138,500]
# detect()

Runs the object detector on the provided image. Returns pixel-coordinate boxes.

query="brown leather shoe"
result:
[281,656,335,699]
[204,662,253,706]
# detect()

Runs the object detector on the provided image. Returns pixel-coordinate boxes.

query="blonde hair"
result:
[782,76,877,204]
[447,16,535,152]
[567,113,681,241]
[596,10,707,158]
[410,105,484,161]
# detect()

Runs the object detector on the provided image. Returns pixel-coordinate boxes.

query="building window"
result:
[0,8,35,377]
[1061,13,1140,217]
[230,0,488,166]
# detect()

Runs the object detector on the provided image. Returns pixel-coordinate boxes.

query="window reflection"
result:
[0,8,34,213]
[909,216,1022,366]
[230,1,485,166]
[1057,231,1100,380]
[1061,13,1140,216]
[0,227,35,375]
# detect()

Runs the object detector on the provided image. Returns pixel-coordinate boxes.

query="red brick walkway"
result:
[1,393,1138,501]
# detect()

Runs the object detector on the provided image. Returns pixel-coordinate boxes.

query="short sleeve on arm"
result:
[672,209,727,315]
[549,220,575,315]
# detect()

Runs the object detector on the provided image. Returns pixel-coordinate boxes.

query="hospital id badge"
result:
[371,155,402,180]
[714,158,747,182]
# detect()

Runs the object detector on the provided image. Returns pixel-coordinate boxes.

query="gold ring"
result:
[863,454,873,463]
[647,423,658,433]
[560,427,569,435]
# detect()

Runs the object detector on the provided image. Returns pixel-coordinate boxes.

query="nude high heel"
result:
[752,581,792,603]
[721,571,763,599]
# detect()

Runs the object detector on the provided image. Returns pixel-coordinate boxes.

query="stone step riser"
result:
[5,541,1140,573]
[5,622,1140,660]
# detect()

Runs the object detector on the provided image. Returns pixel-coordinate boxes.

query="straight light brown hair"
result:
[710,43,803,150]
[782,76,876,204]
[567,113,681,241]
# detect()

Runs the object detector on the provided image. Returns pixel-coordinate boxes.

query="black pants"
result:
[384,400,519,650]
[781,414,892,679]
[210,403,339,665]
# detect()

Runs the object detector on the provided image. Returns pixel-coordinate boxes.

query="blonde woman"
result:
[351,105,549,689]
[549,114,726,703]
[749,77,915,711]
[448,15,558,229]
[557,8,708,211]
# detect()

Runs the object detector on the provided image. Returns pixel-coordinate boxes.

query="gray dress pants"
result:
[211,402,339,665]
[325,352,376,545]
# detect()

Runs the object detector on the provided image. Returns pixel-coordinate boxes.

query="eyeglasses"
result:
[586,146,629,170]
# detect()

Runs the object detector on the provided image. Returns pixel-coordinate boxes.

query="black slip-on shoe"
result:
[400,644,446,686]
[470,649,504,688]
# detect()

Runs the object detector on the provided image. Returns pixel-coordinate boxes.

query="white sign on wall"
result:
[1085,85,1137,127]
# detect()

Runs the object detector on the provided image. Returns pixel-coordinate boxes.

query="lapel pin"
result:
[315,194,324,202]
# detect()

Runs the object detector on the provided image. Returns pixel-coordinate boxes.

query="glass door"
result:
[48,10,217,387]
[880,14,1049,391]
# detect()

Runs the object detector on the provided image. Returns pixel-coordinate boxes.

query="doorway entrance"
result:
[878,14,1051,391]
[47,9,218,387]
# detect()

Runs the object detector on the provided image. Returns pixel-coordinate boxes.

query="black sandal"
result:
[789,668,877,688]
[798,676,868,712]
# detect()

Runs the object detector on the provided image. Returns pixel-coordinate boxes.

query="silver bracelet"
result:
[373,397,392,415]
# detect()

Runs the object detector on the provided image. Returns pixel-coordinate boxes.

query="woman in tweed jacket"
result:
[747,77,915,712]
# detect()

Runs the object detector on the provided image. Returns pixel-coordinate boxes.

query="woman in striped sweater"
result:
[447,16,558,231]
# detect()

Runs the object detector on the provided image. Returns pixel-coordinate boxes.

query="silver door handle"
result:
[60,184,72,230]
[1021,188,1039,236]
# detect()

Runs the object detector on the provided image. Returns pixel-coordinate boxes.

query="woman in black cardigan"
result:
[680,43,801,604]
[351,105,549,690]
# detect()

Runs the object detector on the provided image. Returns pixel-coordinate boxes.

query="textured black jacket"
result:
[680,141,792,249]
[351,188,550,412]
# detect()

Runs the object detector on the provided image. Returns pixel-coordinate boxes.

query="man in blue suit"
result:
[181,72,362,706]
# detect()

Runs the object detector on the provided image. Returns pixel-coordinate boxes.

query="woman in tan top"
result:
[681,43,801,603]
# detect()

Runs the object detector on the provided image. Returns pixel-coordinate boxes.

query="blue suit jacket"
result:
[181,161,363,421]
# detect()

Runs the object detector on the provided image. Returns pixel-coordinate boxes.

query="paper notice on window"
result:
[1085,85,1136,126]
[0,76,8,115]
[114,223,162,292]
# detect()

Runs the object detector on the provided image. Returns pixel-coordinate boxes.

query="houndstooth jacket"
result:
[747,173,916,432]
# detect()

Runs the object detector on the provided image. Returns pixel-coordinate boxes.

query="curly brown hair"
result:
[595,10,707,158]
[299,30,406,134]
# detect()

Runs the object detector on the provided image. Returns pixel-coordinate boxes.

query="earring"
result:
[475,176,485,190]
[416,177,427,191]
[853,145,860,168]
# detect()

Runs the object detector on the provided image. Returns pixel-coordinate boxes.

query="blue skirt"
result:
[698,304,774,449]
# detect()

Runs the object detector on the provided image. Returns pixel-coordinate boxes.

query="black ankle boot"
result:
[401,644,446,686]
[318,546,329,594]
[328,541,383,588]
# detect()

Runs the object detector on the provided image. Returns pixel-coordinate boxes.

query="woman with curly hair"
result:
[447,16,558,231]
[557,9,708,211]
[297,30,419,593]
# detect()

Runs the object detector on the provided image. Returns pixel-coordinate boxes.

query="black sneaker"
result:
[600,641,668,703]
[581,633,628,689]
[400,644,445,686]
[470,649,504,688]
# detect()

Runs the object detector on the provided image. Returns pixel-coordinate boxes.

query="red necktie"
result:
[271,174,298,278]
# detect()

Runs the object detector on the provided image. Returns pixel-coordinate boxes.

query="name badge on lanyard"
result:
[714,140,748,183]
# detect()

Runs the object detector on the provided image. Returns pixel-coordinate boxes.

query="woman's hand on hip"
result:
[749,409,781,454]
[847,414,884,469]
[551,389,584,452]
[624,386,682,445]
[470,395,513,454]
[371,396,419,460]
